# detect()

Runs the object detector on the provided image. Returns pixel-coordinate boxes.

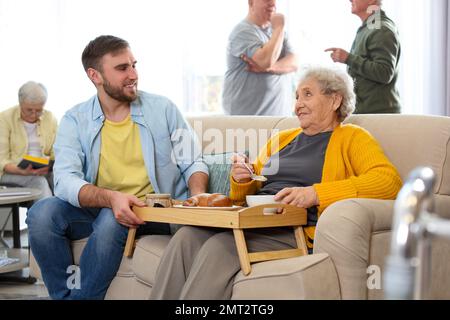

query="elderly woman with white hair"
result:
[0,81,57,199]
[150,66,403,300]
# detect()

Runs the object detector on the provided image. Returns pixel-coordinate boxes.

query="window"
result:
[0,0,446,119]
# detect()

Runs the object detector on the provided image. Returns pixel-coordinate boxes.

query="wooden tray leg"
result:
[294,226,308,256]
[233,229,252,276]
[124,228,137,257]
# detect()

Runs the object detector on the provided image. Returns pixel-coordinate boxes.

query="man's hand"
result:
[231,153,253,184]
[325,48,349,64]
[108,191,146,228]
[274,186,319,208]
[270,13,285,30]
[241,54,269,73]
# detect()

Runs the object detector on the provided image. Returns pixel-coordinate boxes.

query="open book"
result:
[17,154,54,170]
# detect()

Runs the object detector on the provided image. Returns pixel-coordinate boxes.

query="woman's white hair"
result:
[298,66,356,122]
[18,81,48,105]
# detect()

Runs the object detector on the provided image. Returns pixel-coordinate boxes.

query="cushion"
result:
[72,238,134,277]
[203,152,234,195]
[232,253,340,300]
[132,235,172,285]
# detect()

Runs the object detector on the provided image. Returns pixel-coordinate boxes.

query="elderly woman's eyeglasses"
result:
[22,109,43,116]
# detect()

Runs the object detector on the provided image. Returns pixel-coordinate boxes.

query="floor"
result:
[0,230,49,300]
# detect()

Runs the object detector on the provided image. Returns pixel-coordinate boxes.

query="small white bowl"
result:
[246,195,279,214]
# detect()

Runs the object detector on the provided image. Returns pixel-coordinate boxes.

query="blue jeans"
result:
[26,196,170,300]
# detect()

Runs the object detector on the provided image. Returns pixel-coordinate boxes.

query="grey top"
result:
[259,131,332,226]
[222,19,295,116]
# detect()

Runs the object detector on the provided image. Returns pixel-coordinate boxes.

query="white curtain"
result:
[385,0,450,115]
[423,0,449,116]
[445,0,450,116]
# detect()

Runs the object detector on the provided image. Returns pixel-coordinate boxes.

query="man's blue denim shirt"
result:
[53,91,208,208]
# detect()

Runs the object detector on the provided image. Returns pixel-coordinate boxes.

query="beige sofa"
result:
[30,114,450,299]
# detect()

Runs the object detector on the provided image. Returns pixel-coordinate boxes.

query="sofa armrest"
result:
[231,253,340,300]
[435,194,450,219]
[314,199,395,299]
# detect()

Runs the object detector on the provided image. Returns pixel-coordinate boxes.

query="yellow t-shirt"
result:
[96,114,154,200]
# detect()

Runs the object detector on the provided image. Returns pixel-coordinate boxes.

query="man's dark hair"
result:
[81,35,129,72]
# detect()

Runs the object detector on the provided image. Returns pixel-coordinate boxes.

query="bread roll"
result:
[182,193,232,207]
[207,193,232,207]
[182,197,198,207]
[182,193,209,207]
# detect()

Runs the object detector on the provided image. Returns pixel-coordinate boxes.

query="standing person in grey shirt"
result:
[222,0,298,116]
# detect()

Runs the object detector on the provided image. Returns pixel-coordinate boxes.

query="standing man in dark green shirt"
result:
[325,0,401,114]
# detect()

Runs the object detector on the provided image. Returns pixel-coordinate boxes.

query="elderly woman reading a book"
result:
[149,66,403,300]
[0,81,57,199]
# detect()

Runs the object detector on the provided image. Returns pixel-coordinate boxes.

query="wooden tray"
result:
[125,204,308,275]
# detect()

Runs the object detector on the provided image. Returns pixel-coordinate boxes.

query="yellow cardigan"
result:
[230,124,403,247]
[0,105,58,177]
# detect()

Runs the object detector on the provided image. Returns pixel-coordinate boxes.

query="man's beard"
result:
[103,78,138,103]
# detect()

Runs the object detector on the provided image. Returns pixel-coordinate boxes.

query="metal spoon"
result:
[241,161,268,182]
